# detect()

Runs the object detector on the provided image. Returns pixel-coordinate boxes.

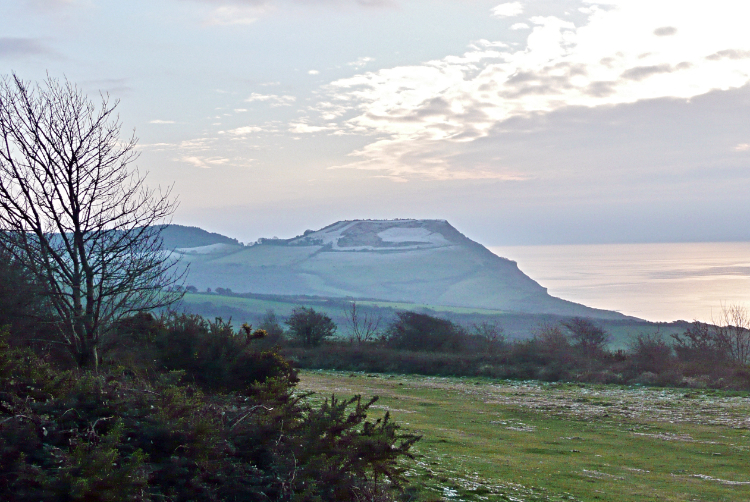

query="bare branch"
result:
[0,74,184,368]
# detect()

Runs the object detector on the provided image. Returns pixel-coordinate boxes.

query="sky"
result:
[3,0,750,246]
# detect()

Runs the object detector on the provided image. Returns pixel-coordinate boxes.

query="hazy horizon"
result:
[492,241,750,323]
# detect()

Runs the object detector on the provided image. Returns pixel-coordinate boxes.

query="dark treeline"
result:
[178,290,684,345]
[274,306,750,390]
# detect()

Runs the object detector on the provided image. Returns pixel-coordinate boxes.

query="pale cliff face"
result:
[288,220,456,251]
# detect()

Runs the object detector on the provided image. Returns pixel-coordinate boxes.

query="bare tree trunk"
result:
[345,301,380,344]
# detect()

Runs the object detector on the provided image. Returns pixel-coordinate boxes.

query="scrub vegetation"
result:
[0,310,420,501]
[278,306,750,392]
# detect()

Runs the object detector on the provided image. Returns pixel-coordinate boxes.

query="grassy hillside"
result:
[298,370,750,502]
[172,220,630,319]
[176,292,686,350]
[159,224,243,249]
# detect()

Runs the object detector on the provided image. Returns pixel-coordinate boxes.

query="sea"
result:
[489,242,750,323]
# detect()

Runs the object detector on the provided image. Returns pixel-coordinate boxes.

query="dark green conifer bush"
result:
[0,315,419,501]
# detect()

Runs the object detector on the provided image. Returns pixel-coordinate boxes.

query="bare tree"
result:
[470,320,505,345]
[0,74,182,368]
[344,301,380,344]
[713,303,750,365]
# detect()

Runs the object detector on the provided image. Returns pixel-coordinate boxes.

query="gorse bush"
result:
[0,315,419,501]
[103,312,297,393]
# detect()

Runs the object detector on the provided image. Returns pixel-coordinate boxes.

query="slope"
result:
[169,219,628,320]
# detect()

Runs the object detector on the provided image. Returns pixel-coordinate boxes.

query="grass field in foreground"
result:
[297,370,750,502]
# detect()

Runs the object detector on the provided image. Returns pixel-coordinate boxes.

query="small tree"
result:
[0,75,182,368]
[562,317,610,359]
[385,311,465,352]
[286,306,336,347]
[628,332,674,374]
[713,304,750,365]
[344,301,381,344]
[259,309,284,337]
[672,321,728,364]
[470,320,505,345]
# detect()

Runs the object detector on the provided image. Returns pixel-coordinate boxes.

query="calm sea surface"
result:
[489,242,750,323]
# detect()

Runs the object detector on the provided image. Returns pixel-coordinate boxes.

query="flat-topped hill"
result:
[165,219,628,320]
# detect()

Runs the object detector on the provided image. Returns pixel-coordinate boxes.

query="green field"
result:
[297,370,750,501]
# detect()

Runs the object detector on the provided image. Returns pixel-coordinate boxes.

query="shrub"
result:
[562,317,610,359]
[384,311,466,352]
[286,306,337,347]
[0,319,419,501]
[156,313,298,393]
[628,333,674,375]
[672,321,729,365]
[257,308,286,349]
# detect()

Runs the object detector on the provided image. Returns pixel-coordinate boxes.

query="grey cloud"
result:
[501,64,589,98]
[706,49,750,61]
[585,81,617,98]
[446,84,750,245]
[0,37,55,59]
[620,64,673,81]
[653,26,677,37]
[408,97,451,119]
[360,96,490,126]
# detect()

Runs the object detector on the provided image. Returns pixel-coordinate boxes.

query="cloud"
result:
[706,49,750,61]
[289,121,336,133]
[734,143,750,152]
[0,37,55,59]
[620,63,674,81]
[227,125,263,135]
[291,1,750,181]
[308,70,320,75]
[181,0,270,25]
[245,93,296,106]
[149,119,176,124]
[347,56,374,69]
[187,0,393,25]
[510,23,530,30]
[180,156,230,169]
[491,2,523,18]
[209,7,258,24]
[653,26,677,36]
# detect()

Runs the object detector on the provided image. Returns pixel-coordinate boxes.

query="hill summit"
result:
[169,219,626,319]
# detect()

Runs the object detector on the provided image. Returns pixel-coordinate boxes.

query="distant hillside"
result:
[159,225,242,249]
[170,219,630,320]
